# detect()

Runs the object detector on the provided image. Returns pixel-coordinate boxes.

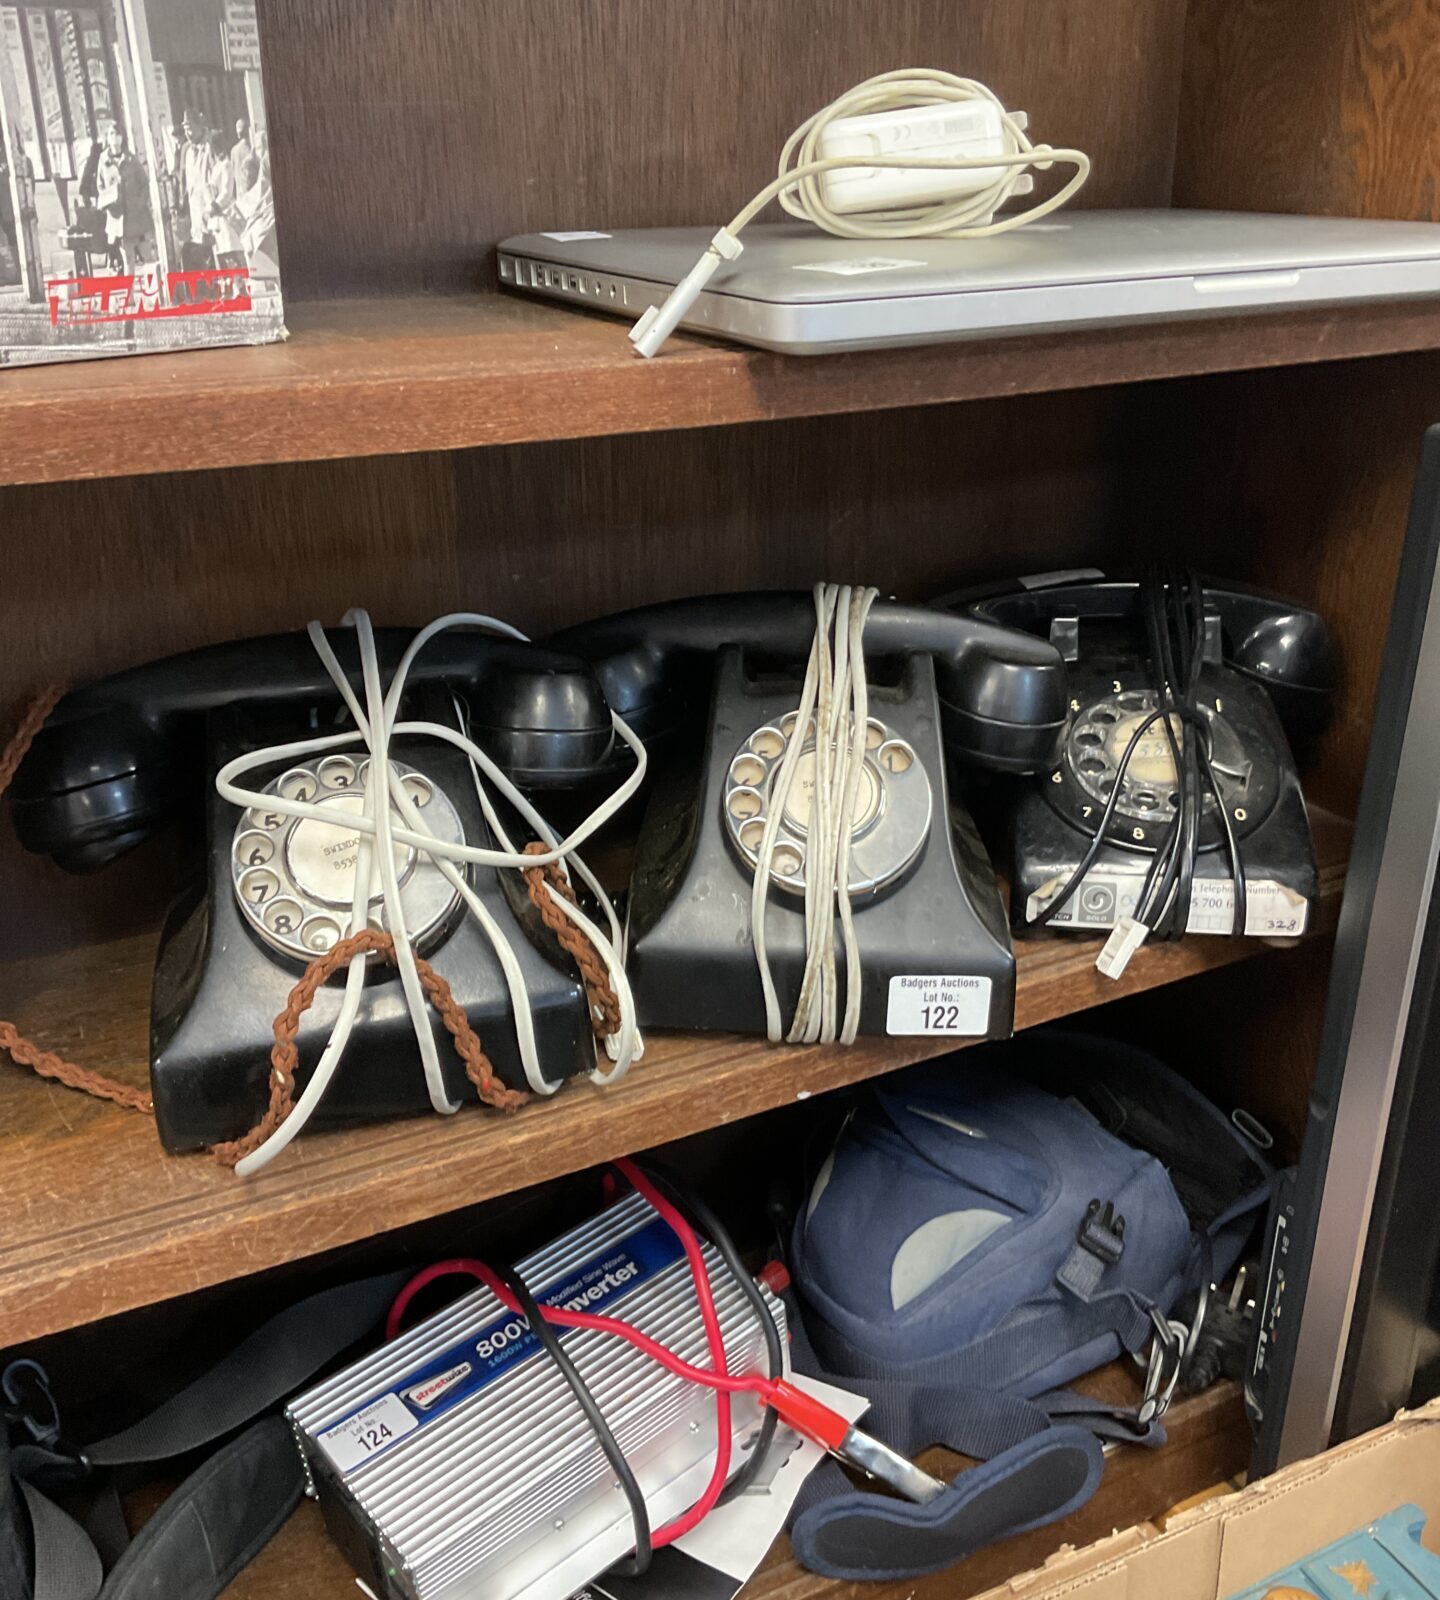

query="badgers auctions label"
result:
[886,976,992,1036]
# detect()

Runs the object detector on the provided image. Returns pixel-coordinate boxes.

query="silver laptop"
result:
[498,210,1440,355]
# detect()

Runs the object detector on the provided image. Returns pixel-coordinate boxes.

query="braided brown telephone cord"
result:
[0,688,625,1163]
[0,684,153,1113]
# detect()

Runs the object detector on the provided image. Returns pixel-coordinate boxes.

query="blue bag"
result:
[787,1029,1275,1581]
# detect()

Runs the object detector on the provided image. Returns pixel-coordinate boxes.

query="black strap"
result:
[98,1418,303,1600]
[85,1270,409,1466]
[6,1268,408,1600]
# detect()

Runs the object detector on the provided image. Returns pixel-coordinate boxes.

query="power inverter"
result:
[288,1192,788,1600]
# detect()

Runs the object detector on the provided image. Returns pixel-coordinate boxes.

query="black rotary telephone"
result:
[549,592,1068,1041]
[8,630,617,1151]
[952,572,1335,951]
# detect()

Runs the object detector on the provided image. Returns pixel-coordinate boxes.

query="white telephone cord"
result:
[631,68,1091,357]
[214,611,645,1175]
[752,584,878,1046]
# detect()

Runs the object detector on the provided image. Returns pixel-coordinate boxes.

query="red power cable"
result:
[384,1160,798,1549]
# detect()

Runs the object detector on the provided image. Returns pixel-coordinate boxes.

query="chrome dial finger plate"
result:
[231,756,465,962]
[1068,691,1251,824]
[723,714,931,897]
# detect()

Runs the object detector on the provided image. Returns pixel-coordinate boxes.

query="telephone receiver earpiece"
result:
[10,629,616,871]
[549,591,1070,775]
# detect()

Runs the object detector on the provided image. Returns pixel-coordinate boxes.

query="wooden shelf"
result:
[4,292,1440,487]
[0,810,1347,1349]
[216,1366,1249,1600]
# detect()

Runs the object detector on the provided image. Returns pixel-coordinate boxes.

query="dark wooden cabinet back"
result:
[256,0,1187,299]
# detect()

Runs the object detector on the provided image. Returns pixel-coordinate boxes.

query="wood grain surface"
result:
[254,0,1186,301]
[1176,0,1440,223]
[216,1375,1248,1600]
[0,809,1344,1350]
[7,293,1440,487]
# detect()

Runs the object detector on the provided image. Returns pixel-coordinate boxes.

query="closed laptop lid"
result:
[502,210,1440,304]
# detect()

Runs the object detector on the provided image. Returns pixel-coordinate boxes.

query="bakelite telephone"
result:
[953,573,1335,951]
[550,591,1068,1041]
[8,629,620,1151]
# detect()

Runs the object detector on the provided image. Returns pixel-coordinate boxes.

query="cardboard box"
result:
[0,0,285,366]
[975,1399,1440,1599]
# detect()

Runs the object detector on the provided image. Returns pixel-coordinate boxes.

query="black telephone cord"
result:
[1035,570,1251,940]
[489,1169,783,1577]
[1032,704,1212,928]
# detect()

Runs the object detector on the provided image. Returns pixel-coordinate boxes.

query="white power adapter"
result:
[629,69,1091,358]
[815,100,1034,219]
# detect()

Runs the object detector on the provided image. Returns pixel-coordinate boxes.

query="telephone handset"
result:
[954,573,1335,950]
[10,628,621,1152]
[550,590,1067,1043]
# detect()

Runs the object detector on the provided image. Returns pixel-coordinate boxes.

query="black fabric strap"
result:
[99,1418,304,1600]
[21,1482,103,1600]
[7,1267,409,1600]
[86,1270,410,1466]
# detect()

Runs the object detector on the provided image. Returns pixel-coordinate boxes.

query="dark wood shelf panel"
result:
[4,291,1440,487]
[217,1367,1248,1600]
[0,809,1347,1348]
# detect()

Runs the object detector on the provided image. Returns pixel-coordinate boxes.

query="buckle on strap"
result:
[3,1361,60,1445]
[1078,1200,1126,1265]
[1137,1308,1188,1425]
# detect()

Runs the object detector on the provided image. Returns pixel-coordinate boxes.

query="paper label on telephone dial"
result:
[1027,870,1309,938]
[886,976,993,1036]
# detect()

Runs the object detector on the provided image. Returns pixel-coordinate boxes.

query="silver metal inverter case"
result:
[287,1194,788,1600]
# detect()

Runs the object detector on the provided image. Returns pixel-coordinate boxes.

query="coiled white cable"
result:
[631,68,1091,357]
[214,611,646,1176]
[751,583,878,1046]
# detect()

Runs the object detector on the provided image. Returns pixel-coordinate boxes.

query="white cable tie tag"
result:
[886,976,992,1036]
[540,230,611,241]
[1096,916,1148,980]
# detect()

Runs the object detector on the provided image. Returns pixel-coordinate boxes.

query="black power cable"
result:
[488,1169,784,1577]
[491,1261,654,1577]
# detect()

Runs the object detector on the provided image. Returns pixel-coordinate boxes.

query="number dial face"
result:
[1045,672,1280,852]
[723,714,931,897]
[231,756,465,962]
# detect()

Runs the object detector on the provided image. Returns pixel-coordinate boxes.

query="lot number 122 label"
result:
[886,976,993,1036]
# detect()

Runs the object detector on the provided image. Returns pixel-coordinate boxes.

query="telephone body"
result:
[550,593,1068,1040]
[953,575,1335,939]
[9,630,617,1151]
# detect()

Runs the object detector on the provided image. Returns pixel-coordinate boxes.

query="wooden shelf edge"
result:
[0,811,1348,1348]
[215,1378,1249,1600]
[3,291,1439,487]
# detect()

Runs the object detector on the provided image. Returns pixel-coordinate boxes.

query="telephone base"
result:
[626,652,1016,1040]
[148,734,595,1153]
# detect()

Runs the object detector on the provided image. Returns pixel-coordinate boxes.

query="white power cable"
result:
[752,584,878,1046]
[632,68,1091,356]
[218,611,646,1176]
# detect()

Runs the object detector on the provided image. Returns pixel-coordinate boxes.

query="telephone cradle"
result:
[953,575,1336,942]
